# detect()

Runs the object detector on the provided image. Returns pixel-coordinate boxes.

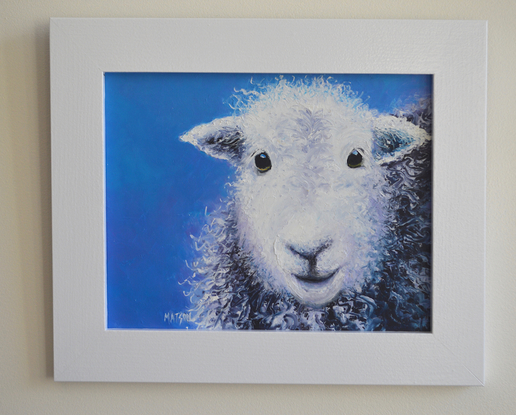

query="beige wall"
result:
[1,0,513,413]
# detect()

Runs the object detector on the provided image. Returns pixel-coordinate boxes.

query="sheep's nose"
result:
[288,240,332,267]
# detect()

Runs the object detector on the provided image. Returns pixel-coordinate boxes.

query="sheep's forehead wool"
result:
[239,81,374,158]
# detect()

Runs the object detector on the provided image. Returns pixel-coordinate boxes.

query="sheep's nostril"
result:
[288,240,332,263]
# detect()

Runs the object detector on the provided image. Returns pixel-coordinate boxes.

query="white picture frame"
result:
[51,18,486,385]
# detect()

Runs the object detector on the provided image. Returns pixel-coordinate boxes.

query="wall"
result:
[0,0,514,413]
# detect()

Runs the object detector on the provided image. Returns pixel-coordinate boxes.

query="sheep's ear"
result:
[180,116,244,163]
[372,115,430,164]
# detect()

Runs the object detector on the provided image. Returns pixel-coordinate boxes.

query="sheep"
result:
[180,77,432,331]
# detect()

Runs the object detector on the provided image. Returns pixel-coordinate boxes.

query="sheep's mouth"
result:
[293,269,338,285]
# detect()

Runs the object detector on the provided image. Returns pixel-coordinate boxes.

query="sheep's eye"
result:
[255,152,272,172]
[347,149,363,168]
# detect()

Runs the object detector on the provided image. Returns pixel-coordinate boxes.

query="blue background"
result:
[105,73,432,329]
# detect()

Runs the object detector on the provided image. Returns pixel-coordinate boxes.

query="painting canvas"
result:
[105,73,432,331]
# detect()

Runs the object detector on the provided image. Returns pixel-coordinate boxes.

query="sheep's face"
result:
[230,106,385,306]
[181,84,429,307]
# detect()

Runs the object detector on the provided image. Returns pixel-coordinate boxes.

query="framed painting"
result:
[51,18,486,384]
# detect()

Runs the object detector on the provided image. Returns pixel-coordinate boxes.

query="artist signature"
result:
[164,311,194,324]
